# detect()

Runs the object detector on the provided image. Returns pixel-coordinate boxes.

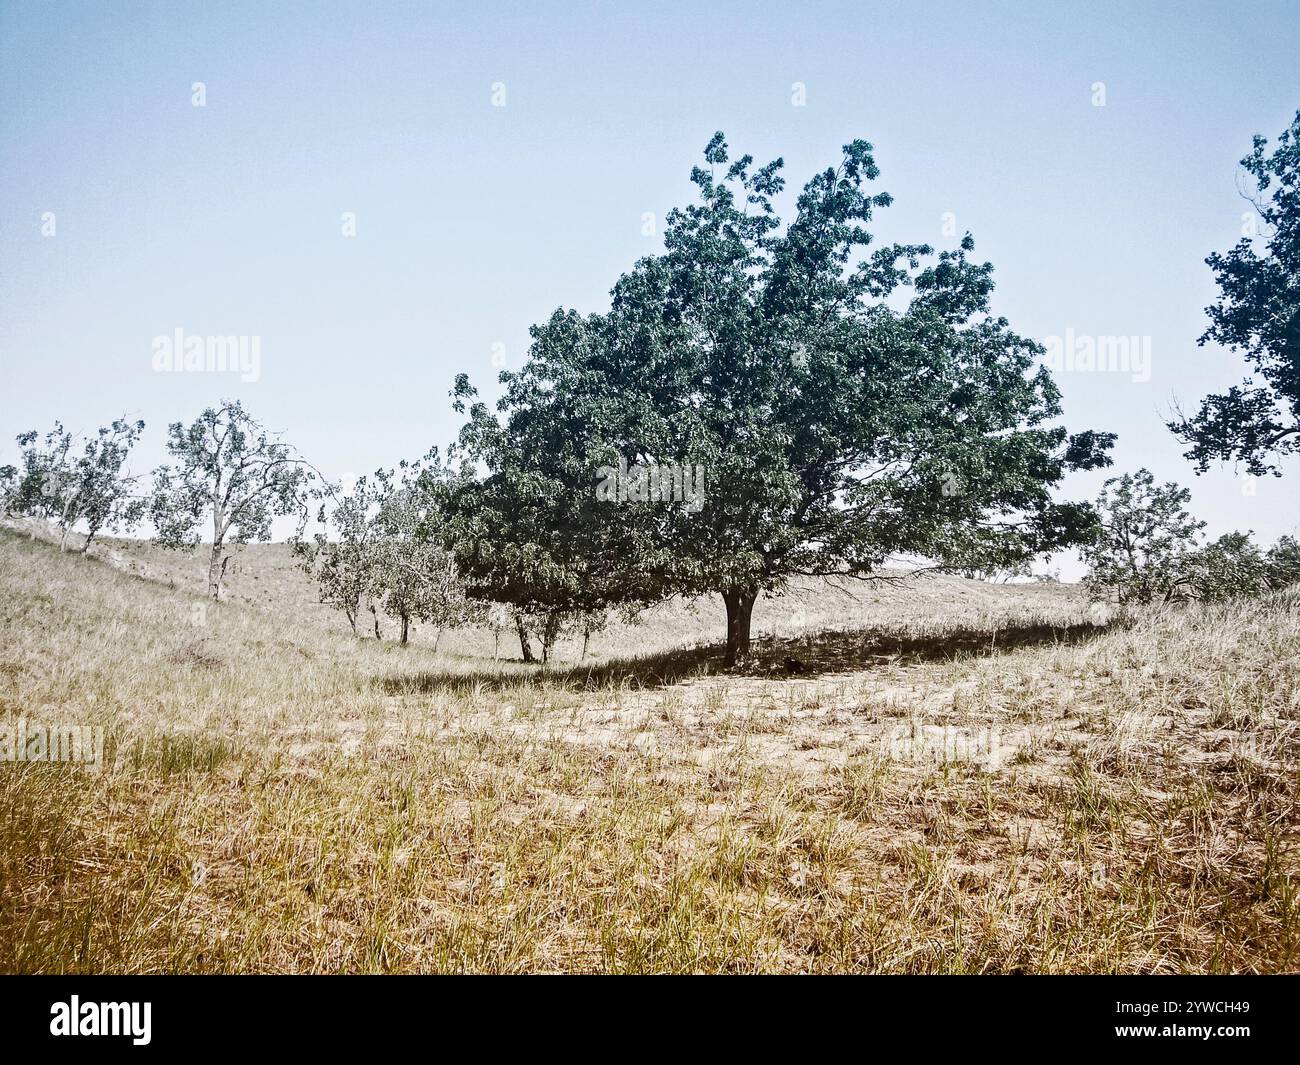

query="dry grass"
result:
[1,527,1297,973]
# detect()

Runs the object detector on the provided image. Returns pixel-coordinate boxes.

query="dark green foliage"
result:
[1082,469,1205,603]
[1181,531,1271,601]
[451,134,1114,664]
[1085,469,1297,602]
[1265,535,1300,589]
[1171,111,1300,475]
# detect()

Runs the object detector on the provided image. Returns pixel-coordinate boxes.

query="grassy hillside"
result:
[11,517,1092,659]
[1,527,1297,972]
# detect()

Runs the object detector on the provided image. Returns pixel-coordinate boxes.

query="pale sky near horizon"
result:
[1,0,1297,578]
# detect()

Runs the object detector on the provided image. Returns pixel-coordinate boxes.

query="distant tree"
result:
[69,419,148,552]
[4,418,146,550]
[1180,531,1272,601]
[505,605,611,664]
[575,608,610,661]
[294,473,387,635]
[374,543,483,649]
[3,422,77,538]
[452,133,1114,665]
[959,561,1031,583]
[150,401,315,599]
[1264,534,1300,590]
[1082,469,1206,603]
[370,453,483,647]
[297,451,482,646]
[370,469,432,646]
[1171,111,1300,475]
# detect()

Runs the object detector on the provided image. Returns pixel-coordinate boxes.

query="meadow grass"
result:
[1,528,1297,973]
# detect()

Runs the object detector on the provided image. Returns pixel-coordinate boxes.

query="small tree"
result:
[1082,469,1206,603]
[373,542,482,648]
[371,451,484,647]
[71,418,148,552]
[1171,110,1300,475]
[150,401,315,599]
[506,605,610,664]
[959,562,1031,583]
[1265,535,1300,590]
[293,473,387,634]
[297,452,482,646]
[5,418,146,550]
[485,603,513,660]
[5,423,77,539]
[1180,531,1271,601]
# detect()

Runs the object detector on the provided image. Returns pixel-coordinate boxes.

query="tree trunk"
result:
[722,586,758,667]
[540,610,561,665]
[81,522,103,554]
[209,500,228,600]
[581,626,591,661]
[433,627,443,654]
[57,491,78,552]
[371,603,382,640]
[515,615,536,663]
[400,612,410,646]
[207,541,225,599]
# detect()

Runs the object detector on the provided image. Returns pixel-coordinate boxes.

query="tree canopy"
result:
[150,400,316,599]
[2,418,146,551]
[450,133,1115,664]
[1082,469,1206,603]
[1172,110,1300,475]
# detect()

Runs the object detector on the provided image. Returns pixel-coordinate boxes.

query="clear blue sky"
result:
[1,0,1297,576]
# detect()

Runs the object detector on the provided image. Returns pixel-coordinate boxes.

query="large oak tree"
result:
[453,134,1114,665]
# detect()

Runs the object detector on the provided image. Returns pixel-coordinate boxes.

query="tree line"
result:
[2,112,1296,661]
